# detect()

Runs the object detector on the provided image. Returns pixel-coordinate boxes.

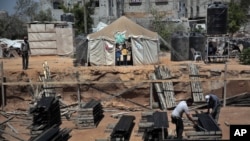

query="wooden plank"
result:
[150,73,167,110]
[141,111,154,116]
[186,131,222,136]
[95,139,109,141]
[1,61,5,109]
[2,77,250,86]
[104,82,145,101]
[184,126,194,131]
[0,116,14,125]
[188,135,222,140]
[138,122,154,128]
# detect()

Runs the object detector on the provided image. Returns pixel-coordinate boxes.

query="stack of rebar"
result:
[75,99,104,129]
[110,115,135,141]
[29,96,62,139]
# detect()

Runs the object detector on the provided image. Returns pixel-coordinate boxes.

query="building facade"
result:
[40,0,232,30]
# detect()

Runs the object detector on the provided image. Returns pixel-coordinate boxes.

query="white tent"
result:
[87,16,160,66]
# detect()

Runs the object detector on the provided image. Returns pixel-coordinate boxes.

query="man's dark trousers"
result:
[123,55,127,65]
[22,52,29,70]
[171,116,184,139]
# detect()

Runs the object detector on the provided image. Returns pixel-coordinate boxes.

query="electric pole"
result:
[82,0,87,34]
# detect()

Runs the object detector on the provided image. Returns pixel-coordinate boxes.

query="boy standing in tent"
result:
[121,44,128,66]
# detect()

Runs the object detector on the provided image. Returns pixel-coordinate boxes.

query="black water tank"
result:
[171,32,189,61]
[189,32,207,60]
[61,13,74,22]
[60,14,66,21]
[207,2,228,35]
[66,13,74,22]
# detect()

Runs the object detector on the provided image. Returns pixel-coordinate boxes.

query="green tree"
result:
[33,9,54,21]
[151,9,186,51]
[228,2,247,36]
[61,2,94,35]
[240,0,250,13]
[0,0,39,39]
[239,48,250,65]
[0,15,27,39]
[239,0,250,32]
[14,0,39,21]
[151,9,169,41]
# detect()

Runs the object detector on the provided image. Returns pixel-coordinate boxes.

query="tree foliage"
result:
[14,0,39,21]
[33,9,54,21]
[239,48,250,65]
[0,0,39,39]
[150,9,186,51]
[228,1,248,36]
[61,2,94,35]
[0,16,27,39]
[239,0,250,13]
[151,9,186,40]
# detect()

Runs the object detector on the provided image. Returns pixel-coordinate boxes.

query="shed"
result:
[27,21,74,56]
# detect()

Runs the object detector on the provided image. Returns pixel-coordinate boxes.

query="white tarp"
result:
[56,28,74,55]
[87,16,159,66]
[92,22,108,32]
[0,38,23,49]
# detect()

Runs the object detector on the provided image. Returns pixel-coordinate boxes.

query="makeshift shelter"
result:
[27,21,74,56]
[87,16,159,66]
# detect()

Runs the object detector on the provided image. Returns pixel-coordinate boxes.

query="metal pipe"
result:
[223,62,227,107]
[150,82,153,109]
[1,61,5,110]
[82,0,87,34]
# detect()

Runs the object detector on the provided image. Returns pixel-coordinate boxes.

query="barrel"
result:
[207,2,228,35]
[171,31,189,61]
[189,32,207,60]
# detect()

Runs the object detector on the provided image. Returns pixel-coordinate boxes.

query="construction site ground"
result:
[1,52,250,141]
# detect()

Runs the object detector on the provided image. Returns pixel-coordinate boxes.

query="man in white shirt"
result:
[171,98,197,139]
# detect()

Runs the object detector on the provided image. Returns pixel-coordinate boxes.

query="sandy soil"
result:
[0,53,250,141]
